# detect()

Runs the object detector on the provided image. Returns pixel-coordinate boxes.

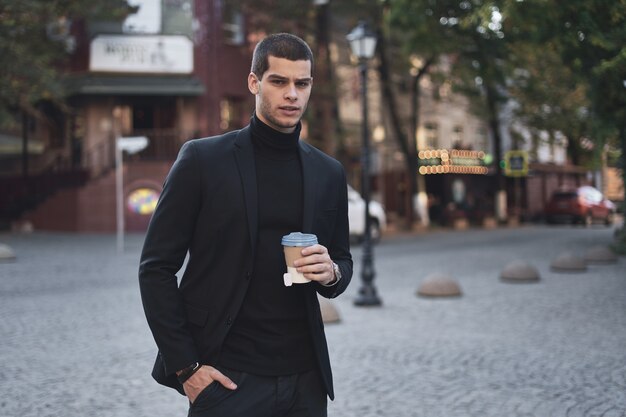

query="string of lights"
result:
[418,148,489,175]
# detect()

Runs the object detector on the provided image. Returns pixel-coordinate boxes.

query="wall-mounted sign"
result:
[504,150,529,177]
[117,136,149,154]
[90,35,193,74]
[127,187,160,215]
[418,149,488,175]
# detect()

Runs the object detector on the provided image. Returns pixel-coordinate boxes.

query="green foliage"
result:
[386,0,465,57]
[506,0,626,212]
[506,40,592,165]
[506,0,626,144]
[387,0,512,115]
[0,0,133,126]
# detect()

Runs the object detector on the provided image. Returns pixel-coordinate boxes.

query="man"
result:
[139,33,352,417]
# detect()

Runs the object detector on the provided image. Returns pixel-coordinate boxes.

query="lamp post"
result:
[347,21,382,306]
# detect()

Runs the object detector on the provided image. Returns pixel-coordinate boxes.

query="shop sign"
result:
[90,35,193,74]
[418,149,488,175]
[127,187,160,215]
[504,150,529,177]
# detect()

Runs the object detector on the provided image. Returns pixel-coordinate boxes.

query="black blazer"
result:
[139,125,353,400]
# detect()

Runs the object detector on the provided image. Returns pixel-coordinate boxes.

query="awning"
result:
[529,162,588,175]
[65,75,205,97]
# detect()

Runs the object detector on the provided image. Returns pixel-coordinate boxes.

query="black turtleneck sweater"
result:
[218,115,315,375]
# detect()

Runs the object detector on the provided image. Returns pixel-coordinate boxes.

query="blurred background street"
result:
[1,1,625,416]
[1,224,624,417]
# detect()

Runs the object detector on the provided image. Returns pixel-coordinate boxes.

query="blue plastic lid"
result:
[281,232,318,247]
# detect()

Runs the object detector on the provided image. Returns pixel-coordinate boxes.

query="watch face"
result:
[333,263,341,280]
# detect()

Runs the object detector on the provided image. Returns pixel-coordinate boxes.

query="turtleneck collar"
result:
[250,113,301,155]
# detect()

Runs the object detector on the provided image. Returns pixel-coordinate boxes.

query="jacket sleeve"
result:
[316,165,353,299]
[138,141,201,376]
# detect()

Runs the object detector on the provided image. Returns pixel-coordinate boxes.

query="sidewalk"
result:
[328,225,626,417]
[0,226,624,417]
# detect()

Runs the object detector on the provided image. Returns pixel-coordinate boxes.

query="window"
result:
[123,0,162,34]
[162,0,194,37]
[452,125,464,148]
[121,0,194,36]
[476,127,488,151]
[115,105,133,135]
[424,122,438,149]
[222,5,244,45]
[220,98,246,131]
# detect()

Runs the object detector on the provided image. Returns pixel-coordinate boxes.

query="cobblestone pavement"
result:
[0,225,624,417]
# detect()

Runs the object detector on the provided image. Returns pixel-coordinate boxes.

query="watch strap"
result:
[323,262,342,287]
[177,362,201,384]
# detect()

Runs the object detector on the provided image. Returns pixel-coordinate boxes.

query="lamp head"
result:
[347,21,377,60]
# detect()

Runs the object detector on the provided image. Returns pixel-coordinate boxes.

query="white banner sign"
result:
[90,35,193,74]
[117,136,149,154]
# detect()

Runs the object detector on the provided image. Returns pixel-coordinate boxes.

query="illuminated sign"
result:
[418,149,488,175]
[127,187,160,215]
[504,150,529,177]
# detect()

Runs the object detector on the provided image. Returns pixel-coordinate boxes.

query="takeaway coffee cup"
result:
[281,232,318,285]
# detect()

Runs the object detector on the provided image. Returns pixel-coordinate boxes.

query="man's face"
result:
[248,56,312,133]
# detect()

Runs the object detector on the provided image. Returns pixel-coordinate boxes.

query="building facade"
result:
[334,47,591,227]
[6,0,254,231]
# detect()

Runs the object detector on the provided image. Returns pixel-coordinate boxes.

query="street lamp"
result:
[347,21,382,306]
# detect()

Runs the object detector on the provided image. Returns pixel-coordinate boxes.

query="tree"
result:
[387,0,513,221]
[450,2,513,220]
[384,0,455,227]
[234,0,343,157]
[505,0,626,249]
[0,0,133,128]
[507,41,592,167]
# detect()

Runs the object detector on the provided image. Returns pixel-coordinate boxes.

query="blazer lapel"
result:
[299,142,317,234]
[233,127,258,254]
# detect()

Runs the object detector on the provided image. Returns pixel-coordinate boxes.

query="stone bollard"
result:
[584,246,618,264]
[507,216,520,227]
[500,260,540,283]
[453,218,469,230]
[318,296,340,324]
[0,243,16,262]
[417,273,462,298]
[550,252,587,272]
[482,216,497,229]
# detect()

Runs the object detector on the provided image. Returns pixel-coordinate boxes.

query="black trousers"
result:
[187,367,327,417]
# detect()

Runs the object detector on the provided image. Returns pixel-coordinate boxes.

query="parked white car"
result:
[347,185,387,243]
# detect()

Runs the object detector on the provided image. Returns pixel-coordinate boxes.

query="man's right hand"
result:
[182,365,238,404]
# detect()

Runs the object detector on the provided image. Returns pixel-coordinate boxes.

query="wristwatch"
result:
[176,362,201,384]
[330,262,342,285]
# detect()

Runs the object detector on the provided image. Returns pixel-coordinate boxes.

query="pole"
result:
[515,176,521,219]
[355,58,382,307]
[22,111,29,178]
[115,138,124,254]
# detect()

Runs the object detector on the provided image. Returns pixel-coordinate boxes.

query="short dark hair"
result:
[251,33,314,79]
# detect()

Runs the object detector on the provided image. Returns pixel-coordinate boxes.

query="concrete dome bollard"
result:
[318,296,341,324]
[584,246,618,264]
[500,260,540,283]
[0,244,16,262]
[550,252,587,272]
[417,274,462,298]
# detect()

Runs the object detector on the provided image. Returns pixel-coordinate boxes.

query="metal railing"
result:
[128,129,192,161]
[0,129,193,226]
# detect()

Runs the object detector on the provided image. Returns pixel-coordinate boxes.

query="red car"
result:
[545,186,616,226]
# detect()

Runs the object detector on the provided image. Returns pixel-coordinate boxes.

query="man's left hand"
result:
[293,244,336,285]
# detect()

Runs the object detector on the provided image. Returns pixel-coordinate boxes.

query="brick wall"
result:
[22,161,172,232]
